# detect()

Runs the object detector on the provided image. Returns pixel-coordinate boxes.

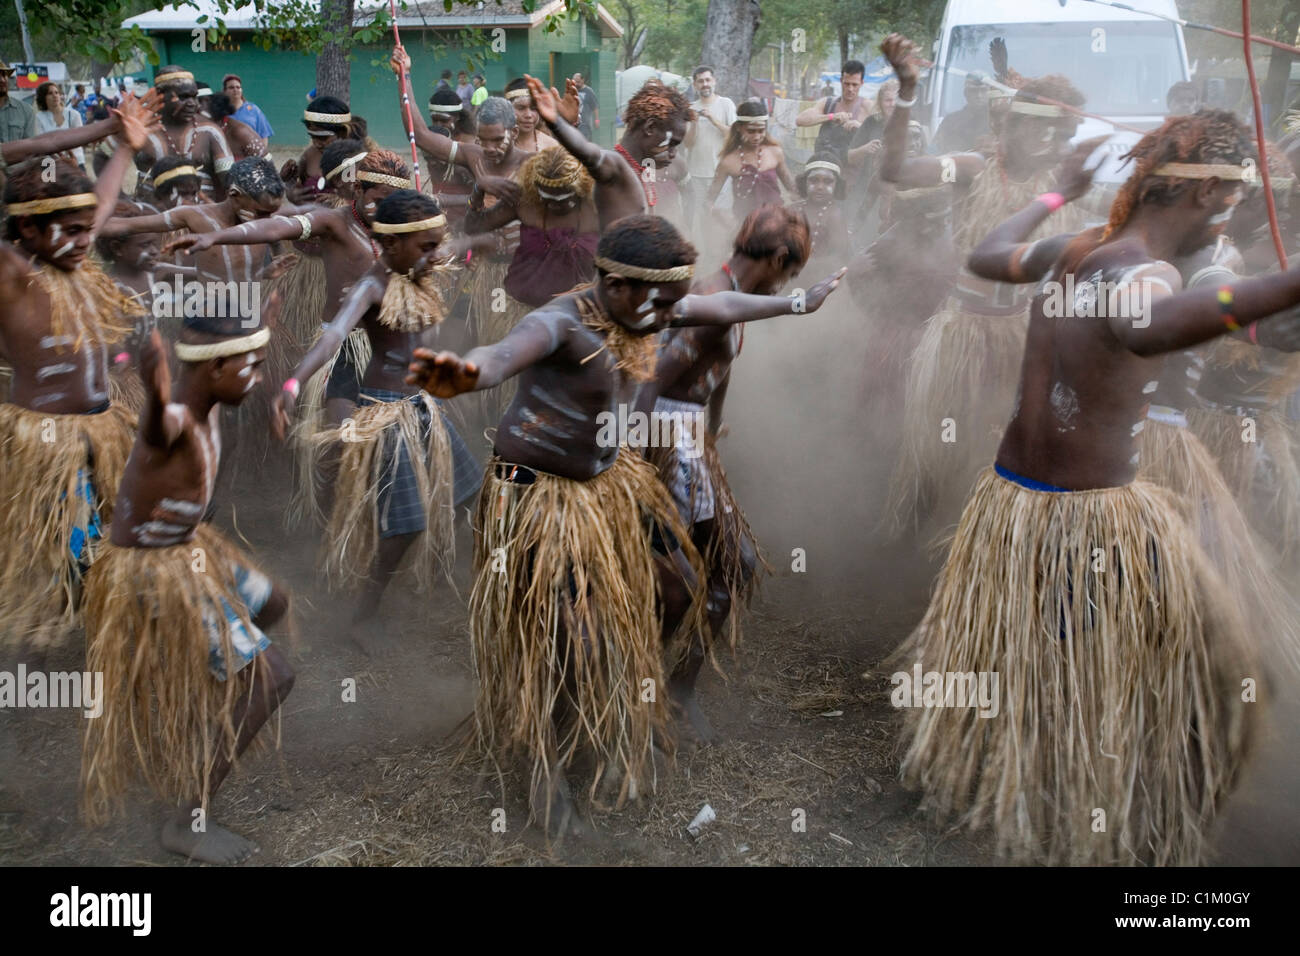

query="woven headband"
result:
[6,193,98,216]
[196,87,213,97]
[804,160,841,177]
[173,327,270,362]
[429,102,463,113]
[594,256,694,282]
[1009,101,1068,117]
[153,165,200,188]
[535,171,581,189]
[303,110,351,125]
[504,89,531,102]
[325,151,367,181]
[371,214,446,234]
[1154,162,1258,184]
[155,71,194,86]
[357,171,414,188]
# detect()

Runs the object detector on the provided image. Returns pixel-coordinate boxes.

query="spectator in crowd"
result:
[573,72,599,140]
[797,59,869,161]
[70,83,90,120]
[429,87,477,143]
[471,74,488,110]
[33,81,87,169]
[437,69,453,91]
[0,61,36,145]
[222,74,275,142]
[844,77,899,226]
[1166,80,1200,117]
[932,72,991,153]
[456,70,474,111]
[682,66,737,237]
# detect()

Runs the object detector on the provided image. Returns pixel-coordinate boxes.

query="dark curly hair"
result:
[3,158,95,242]
[595,214,697,283]
[625,80,691,134]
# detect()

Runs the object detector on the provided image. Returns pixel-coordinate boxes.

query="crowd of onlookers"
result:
[0,60,275,172]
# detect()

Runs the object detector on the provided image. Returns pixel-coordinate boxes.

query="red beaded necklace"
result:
[615,143,656,208]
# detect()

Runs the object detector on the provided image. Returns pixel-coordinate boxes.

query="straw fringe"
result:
[80,523,270,825]
[286,327,372,527]
[1138,417,1300,674]
[108,364,147,416]
[376,268,449,332]
[953,163,1087,259]
[0,402,136,653]
[314,392,455,592]
[265,251,328,353]
[1187,403,1300,564]
[648,433,769,653]
[895,468,1260,865]
[884,307,1026,535]
[27,260,138,350]
[468,450,704,812]
[467,257,530,346]
[468,258,530,419]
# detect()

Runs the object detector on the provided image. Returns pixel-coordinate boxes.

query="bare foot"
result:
[669,681,717,746]
[161,815,258,864]
[530,771,590,841]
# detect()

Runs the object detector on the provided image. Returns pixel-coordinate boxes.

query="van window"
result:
[941,22,1183,118]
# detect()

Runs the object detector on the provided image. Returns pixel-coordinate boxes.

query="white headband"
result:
[173,327,270,362]
[1154,162,1258,185]
[804,160,841,177]
[1009,101,1068,117]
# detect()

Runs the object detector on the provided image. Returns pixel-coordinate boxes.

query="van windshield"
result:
[941,21,1183,118]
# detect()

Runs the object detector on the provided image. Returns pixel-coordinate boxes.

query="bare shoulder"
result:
[0,245,34,320]
[0,242,29,286]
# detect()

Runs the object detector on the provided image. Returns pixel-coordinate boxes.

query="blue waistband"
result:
[360,387,419,405]
[994,462,1071,493]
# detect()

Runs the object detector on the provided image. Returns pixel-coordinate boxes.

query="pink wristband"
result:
[283,378,300,398]
[1037,192,1066,213]
[114,351,130,365]
[1247,322,1259,345]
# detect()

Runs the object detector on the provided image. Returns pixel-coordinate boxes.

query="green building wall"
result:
[154,25,617,152]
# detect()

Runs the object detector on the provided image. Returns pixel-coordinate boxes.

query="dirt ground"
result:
[2,294,1297,867]
[0,465,990,867]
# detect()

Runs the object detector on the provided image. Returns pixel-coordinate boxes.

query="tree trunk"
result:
[1263,49,1293,130]
[317,0,354,102]
[700,0,761,101]
[839,28,849,67]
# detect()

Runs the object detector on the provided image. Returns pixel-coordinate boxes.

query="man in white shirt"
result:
[682,66,736,240]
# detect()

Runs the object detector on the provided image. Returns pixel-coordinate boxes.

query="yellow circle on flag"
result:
[27,72,38,83]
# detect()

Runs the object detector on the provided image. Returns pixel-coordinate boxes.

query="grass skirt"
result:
[1186,404,1300,566]
[469,450,703,810]
[1137,417,1300,672]
[467,257,531,421]
[467,256,531,347]
[0,402,135,653]
[265,252,327,359]
[287,327,373,527]
[107,365,147,417]
[884,306,1027,536]
[895,467,1260,865]
[80,524,269,824]
[648,432,767,652]
[313,392,455,592]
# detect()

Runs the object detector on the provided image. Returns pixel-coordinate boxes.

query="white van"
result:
[926,0,1192,182]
